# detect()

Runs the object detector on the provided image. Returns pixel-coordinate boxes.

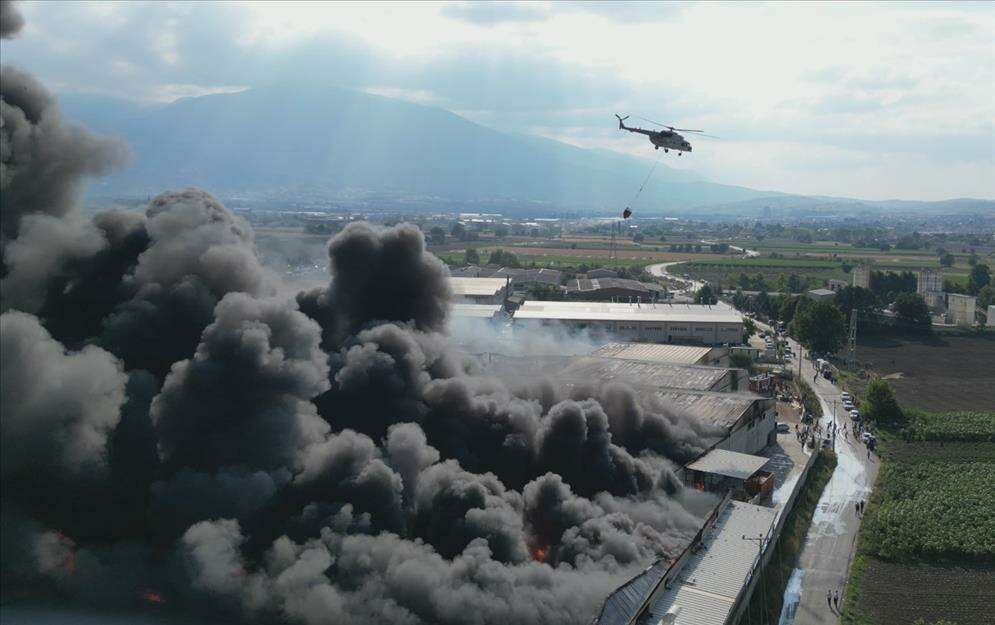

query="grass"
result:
[796,378,823,419]
[741,449,838,625]
[908,411,995,442]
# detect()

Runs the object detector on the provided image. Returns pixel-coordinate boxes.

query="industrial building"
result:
[565,277,666,301]
[806,288,836,302]
[586,268,619,279]
[947,293,977,326]
[511,301,743,345]
[681,449,774,501]
[592,343,729,367]
[449,277,508,304]
[826,279,848,292]
[656,389,776,456]
[593,495,778,625]
[450,303,505,322]
[556,357,747,393]
[917,268,943,295]
[852,265,871,289]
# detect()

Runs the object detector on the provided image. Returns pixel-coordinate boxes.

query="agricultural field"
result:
[436,246,712,269]
[843,411,995,625]
[851,558,995,625]
[908,411,995,442]
[859,459,995,560]
[852,334,995,411]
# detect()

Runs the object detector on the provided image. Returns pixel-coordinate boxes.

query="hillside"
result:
[60,85,771,212]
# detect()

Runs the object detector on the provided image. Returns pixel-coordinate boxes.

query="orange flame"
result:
[55,532,76,574]
[144,590,166,604]
[531,546,547,563]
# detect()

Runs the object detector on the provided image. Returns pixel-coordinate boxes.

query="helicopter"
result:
[615,114,712,155]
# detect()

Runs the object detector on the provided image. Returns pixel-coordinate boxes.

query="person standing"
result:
[834,590,841,610]
[827,589,833,609]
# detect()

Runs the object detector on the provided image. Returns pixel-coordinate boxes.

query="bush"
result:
[860,378,904,426]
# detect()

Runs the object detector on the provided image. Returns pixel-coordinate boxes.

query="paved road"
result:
[772,333,880,625]
[646,261,704,293]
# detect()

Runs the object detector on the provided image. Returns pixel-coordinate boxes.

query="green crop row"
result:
[909,411,995,442]
[860,460,995,560]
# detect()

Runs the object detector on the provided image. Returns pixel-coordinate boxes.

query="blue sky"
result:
[3,0,993,200]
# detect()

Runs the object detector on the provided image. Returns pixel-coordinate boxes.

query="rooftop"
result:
[512,301,743,324]
[450,303,504,319]
[655,389,767,429]
[558,357,736,393]
[449,277,508,297]
[636,501,778,625]
[592,343,715,366]
[566,277,665,293]
[808,288,836,297]
[685,449,770,480]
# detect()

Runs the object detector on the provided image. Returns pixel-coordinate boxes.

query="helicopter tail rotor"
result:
[615,114,629,130]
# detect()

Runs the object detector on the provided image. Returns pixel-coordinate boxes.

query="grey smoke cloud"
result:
[0,0,24,39]
[0,65,129,244]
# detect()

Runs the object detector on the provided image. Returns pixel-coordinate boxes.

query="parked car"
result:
[850,409,860,420]
[776,422,790,433]
[841,391,852,403]
[861,432,875,444]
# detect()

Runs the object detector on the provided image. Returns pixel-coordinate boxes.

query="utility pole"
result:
[743,533,767,623]
[847,308,858,370]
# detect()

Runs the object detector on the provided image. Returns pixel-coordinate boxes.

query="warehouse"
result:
[557,357,747,393]
[450,303,506,323]
[565,277,666,301]
[511,301,743,345]
[592,342,730,367]
[656,389,776,456]
[681,448,773,500]
[449,277,509,304]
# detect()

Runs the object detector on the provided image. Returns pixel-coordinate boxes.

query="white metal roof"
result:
[449,277,507,296]
[656,390,765,428]
[558,358,732,392]
[593,343,715,365]
[639,501,778,625]
[450,304,503,319]
[685,449,770,480]
[808,288,836,296]
[512,301,743,324]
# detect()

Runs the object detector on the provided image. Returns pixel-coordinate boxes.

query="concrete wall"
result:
[728,449,820,625]
[715,408,777,456]
[947,293,977,326]
[515,319,743,345]
[852,266,870,289]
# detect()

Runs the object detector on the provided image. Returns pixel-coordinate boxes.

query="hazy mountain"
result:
[60,85,773,212]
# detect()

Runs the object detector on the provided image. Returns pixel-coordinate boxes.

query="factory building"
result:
[449,277,508,304]
[681,449,774,502]
[917,268,943,295]
[450,303,506,323]
[656,389,776,456]
[947,293,977,326]
[806,288,836,302]
[852,265,871,289]
[556,357,747,393]
[565,277,667,301]
[592,343,730,367]
[586,268,619,279]
[511,301,743,345]
[593,495,777,625]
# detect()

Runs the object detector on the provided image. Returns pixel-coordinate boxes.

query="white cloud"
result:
[3,0,992,200]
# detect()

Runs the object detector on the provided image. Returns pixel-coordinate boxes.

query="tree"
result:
[741,317,757,344]
[632,232,645,243]
[861,378,904,425]
[493,225,509,238]
[449,221,467,241]
[967,263,991,295]
[976,285,995,311]
[694,284,717,305]
[464,247,480,265]
[893,292,931,333]
[429,226,446,246]
[790,300,846,354]
[939,252,955,268]
[835,286,878,331]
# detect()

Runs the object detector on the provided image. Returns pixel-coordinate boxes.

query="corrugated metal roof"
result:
[513,301,743,323]
[637,501,777,625]
[449,277,507,296]
[450,304,503,319]
[594,560,671,625]
[686,449,769,480]
[558,357,731,392]
[655,390,765,429]
[593,343,714,365]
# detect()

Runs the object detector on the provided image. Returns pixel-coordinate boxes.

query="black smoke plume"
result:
[1,10,725,623]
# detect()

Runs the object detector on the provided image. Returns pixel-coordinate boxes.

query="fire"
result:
[143,590,166,604]
[55,532,76,574]
[530,546,548,563]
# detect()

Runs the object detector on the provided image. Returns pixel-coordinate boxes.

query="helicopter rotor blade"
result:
[634,115,672,129]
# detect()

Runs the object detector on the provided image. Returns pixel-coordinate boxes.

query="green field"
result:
[843,410,995,625]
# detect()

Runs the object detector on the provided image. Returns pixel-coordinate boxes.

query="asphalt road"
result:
[773,333,880,625]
